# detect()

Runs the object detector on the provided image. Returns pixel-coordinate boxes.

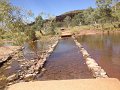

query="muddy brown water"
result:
[37,37,93,80]
[77,33,120,80]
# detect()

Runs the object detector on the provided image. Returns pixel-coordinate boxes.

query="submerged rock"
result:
[7,74,19,82]
[41,68,46,72]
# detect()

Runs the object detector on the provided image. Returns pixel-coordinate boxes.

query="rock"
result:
[5,66,11,70]
[7,82,13,85]
[48,48,53,53]
[0,55,12,64]
[91,67,101,72]
[86,57,95,62]
[86,60,97,65]
[76,42,82,47]
[24,74,35,82]
[25,74,35,78]
[100,69,107,76]
[81,49,90,58]
[41,68,46,72]
[20,65,24,67]
[7,74,19,82]
[40,54,44,59]
[93,71,101,77]
[43,58,46,62]
[17,59,24,62]
[51,44,55,48]
[88,65,98,71]
[28,68,35,74]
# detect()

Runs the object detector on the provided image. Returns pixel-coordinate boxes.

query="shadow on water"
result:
[77,33,120,80]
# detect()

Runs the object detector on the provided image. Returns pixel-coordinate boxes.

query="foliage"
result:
[71,13,84,26]
[25,25,37,41]
[59,0,120,30]
[0,0,37,45]
[63,16,71,27]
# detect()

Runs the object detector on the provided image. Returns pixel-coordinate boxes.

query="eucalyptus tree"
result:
[71,13,84,26]
[44,16,56,35]
[0,0,13,30]
[63,16,71,27]
[96,0,113,21]
[95,0,113,29]
[82,7,94,25]
[0,0,35,44]
[112,0,120,22]
[34,15,44,35]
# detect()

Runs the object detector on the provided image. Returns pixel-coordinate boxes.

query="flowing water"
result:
[77,33,120,80]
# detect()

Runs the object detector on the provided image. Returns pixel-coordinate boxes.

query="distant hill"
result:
[56,10,84,22]
[56,2,120,22]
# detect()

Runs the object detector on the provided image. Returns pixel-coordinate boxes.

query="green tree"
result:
[83,7,94,25]
[0,0,13,30]
[71,13,84,26]
[63,16,71,27]
[96,0,113,29]
[34,15,44,35]
[112,1,120,22]
[0,0,35,44]
[96,0,112,8]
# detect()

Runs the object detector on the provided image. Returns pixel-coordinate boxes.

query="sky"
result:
[11,0,96,16]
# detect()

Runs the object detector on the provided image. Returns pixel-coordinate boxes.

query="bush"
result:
[25,29,37,41]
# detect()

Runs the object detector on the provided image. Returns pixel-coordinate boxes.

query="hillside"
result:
[56,10,84,22]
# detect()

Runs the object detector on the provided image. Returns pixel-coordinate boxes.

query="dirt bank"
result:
[0,46,20,59]
[75,30,120,36]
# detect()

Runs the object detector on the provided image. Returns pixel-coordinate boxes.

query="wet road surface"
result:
[37,37,93,80]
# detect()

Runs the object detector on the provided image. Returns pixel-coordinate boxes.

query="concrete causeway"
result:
[7,78,120,90]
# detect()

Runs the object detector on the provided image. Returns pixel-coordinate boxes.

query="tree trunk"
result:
[40,30,44,35]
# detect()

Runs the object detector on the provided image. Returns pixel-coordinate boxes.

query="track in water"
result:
[37,37,93,80]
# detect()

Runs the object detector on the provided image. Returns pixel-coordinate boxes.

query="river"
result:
[77,33,120,80]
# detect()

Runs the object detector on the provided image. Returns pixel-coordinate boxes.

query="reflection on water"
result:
[77,33,120,79]
[0,40,51,60]
[23,40,50,60]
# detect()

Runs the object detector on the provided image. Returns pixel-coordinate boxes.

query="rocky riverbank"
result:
[0,46,22,65]
[0,46,23,89]
[0,37,59,90]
